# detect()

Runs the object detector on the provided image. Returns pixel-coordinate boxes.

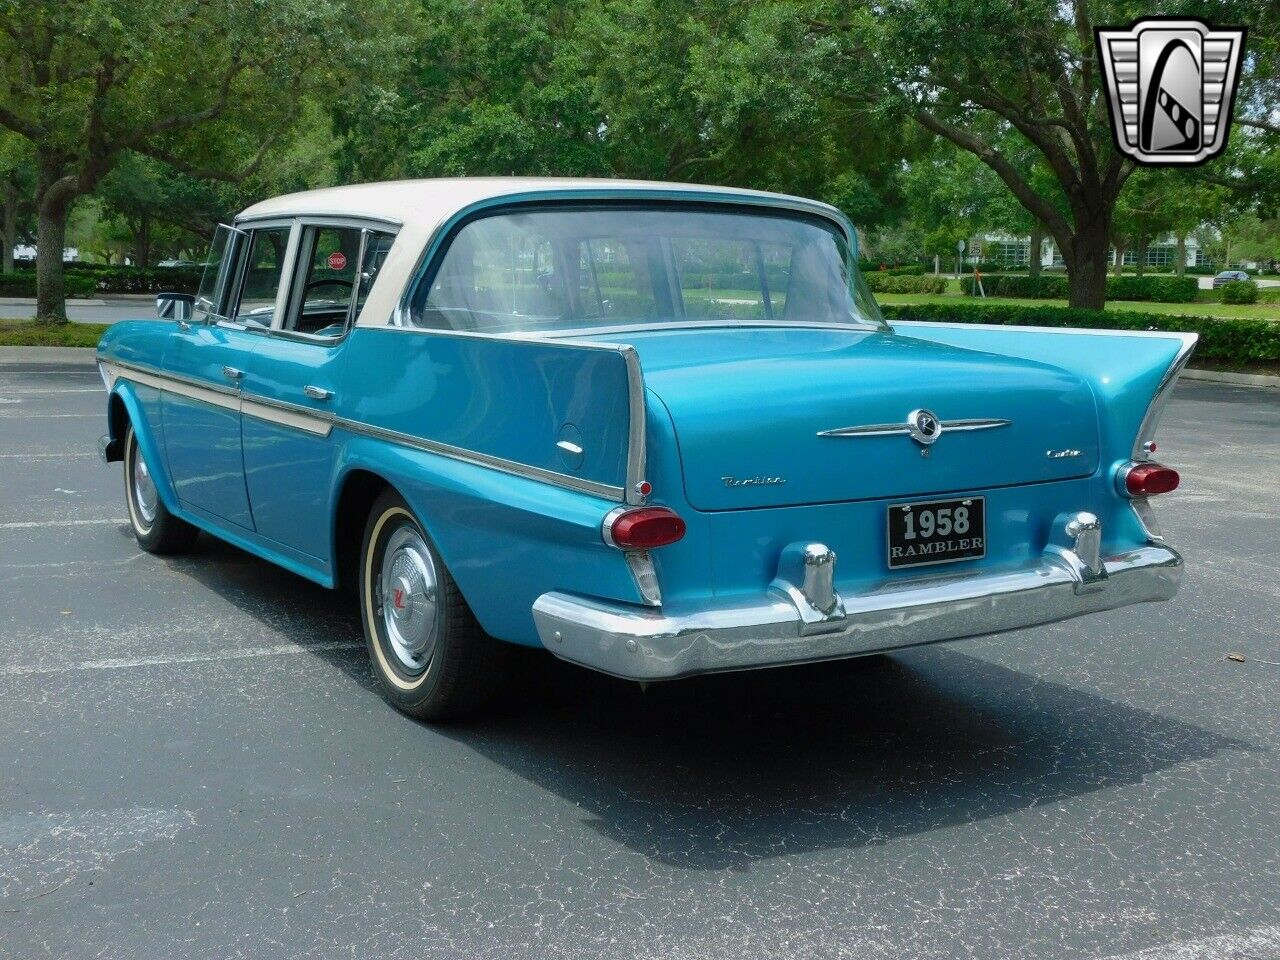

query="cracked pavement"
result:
[0,362,1277,959]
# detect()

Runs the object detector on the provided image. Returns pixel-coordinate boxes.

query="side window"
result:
[353,231,396,321]
[288,226,362,335]
[194,224,246,322]
[233,227,293,327]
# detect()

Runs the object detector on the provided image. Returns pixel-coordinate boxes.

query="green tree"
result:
[0,131,34,273]
[815,0,1265,308]
[0,0,403,321]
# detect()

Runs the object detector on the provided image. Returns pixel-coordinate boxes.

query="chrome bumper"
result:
[532,513,1183,681]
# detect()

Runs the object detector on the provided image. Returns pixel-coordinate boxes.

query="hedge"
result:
[880,301,1280,366]
[0,272,97,298]
[864,273,948,294]
[1220,279,1258,304]
[964,274,1068,298]
[962,273,1198,302]
[86,266,204,294]
[0,266,201,297]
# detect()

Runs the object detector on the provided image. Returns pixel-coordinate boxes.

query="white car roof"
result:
[234,177,851,328]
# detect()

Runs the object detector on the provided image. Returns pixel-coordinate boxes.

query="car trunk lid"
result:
[621,327,1101,511]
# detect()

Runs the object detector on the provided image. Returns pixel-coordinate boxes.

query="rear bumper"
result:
[532,537,1183,681]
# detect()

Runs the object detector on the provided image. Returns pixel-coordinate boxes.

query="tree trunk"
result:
[1135,239,1147,278]
[1065,222,1111,310]
[1,180,16,275]
[134,212,152,269]
[1112,242,1126,276]
[1175,234,1187,276]
[34,164,78,324]
[1028,224,1044,278]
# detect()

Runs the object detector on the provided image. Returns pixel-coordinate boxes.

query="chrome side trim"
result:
[330,416,625,501]
[1132,333,1199,460]
[101,356,620,499]
[102,359,240,413]
[620,345,648,505]
[533,541,1184,681]
[818,417,1011,439]
[241,396,333,437]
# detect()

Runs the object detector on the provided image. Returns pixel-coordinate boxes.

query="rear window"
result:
[406,205,883,334]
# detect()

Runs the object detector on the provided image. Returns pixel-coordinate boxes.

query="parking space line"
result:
[0,641,363,676]
[0,453,96,459]
[0,412,101,419]
[0,518,124,529]
[0,388,103,395]
[1099,926,1280,959]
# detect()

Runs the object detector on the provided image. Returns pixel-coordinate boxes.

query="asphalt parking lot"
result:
[1,361,1277,960]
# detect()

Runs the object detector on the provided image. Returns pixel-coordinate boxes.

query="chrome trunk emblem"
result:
[907,408,943,446]
[818,413,1011,446]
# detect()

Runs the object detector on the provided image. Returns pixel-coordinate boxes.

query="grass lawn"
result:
[0,320,110,347]
[876,292,1280,321]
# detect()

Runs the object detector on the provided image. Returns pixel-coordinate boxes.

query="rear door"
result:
[240,223,396,561]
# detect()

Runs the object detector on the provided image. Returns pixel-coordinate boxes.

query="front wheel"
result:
[359,489,506,721]
[123,423,197,554]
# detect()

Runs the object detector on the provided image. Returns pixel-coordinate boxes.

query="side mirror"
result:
[156,292,195,324]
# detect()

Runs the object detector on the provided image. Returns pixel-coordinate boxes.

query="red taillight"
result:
[1126,462,1180,496]
[607,507,686,549]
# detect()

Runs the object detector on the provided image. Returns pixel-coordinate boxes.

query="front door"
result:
[240,224,394,562]
[161,324,260,528]
[161,222,295,530]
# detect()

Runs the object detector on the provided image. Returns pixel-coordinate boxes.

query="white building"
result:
[10,245,81,264]
[978,234,1208,270]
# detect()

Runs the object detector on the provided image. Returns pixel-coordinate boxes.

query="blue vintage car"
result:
[97,179,1191,719]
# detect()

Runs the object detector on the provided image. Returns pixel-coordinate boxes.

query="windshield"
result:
[406,205,885,334]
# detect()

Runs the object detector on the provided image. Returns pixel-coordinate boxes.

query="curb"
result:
[1183,368,1280,389]
[0,297,108,307]
[0,346,98,365]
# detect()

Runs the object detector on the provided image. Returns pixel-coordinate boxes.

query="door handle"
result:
[303,385,333,401]
[222,366,243,381]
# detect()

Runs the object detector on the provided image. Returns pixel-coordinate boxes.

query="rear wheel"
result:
[123,423,197,554]
[359,489,505,721]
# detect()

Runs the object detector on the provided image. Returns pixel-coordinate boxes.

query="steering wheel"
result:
[304,278,354,297]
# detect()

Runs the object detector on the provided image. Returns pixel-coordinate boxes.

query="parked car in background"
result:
[1212,270,1251,287]
[95,179,1192,720]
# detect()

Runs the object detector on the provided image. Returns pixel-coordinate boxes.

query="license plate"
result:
[887,497,986,570]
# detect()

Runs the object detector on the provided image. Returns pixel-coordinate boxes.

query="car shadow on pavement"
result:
[164,532,1250,873]
[441,645,1250,871]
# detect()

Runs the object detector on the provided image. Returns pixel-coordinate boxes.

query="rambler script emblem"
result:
[722,475,787,488]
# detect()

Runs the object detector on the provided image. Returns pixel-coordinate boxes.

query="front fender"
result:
[108,379,181,516]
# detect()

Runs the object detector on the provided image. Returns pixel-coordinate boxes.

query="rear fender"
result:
[332,436,644,645]
[895,322,1197,463]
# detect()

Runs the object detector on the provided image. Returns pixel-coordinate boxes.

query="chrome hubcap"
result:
[131,442,158,526]
[378,526,439,673]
